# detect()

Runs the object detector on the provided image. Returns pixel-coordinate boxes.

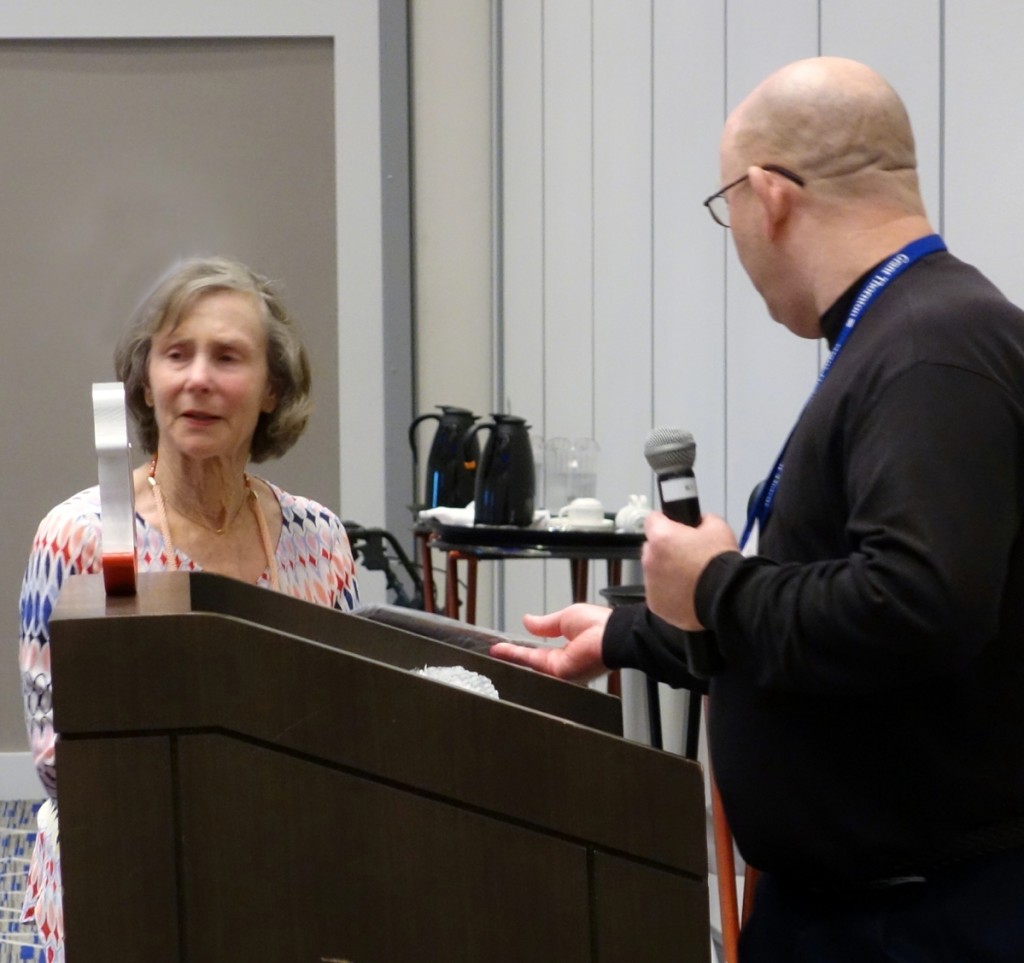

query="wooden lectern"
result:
[51,572,709,962]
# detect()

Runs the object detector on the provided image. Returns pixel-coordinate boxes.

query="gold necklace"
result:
[147,455,280,589]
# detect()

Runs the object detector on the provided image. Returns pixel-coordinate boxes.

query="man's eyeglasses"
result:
[703,164,805,228]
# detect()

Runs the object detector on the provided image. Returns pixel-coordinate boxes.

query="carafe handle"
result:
[462,422,490,468]
[408,412,441,467]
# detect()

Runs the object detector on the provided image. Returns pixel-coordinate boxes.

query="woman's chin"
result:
[161,439,232,463]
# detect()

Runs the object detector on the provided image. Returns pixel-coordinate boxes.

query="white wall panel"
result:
[592,0,653,528]
[500,0,546,624]
[529,0,597,617]
[502,0,545,425]
[821,1,942,233]
[652,1,727,517]
[722,0,820,530]
[944,3,1024,305]
[542,0,596,437]
[0,1,360,36]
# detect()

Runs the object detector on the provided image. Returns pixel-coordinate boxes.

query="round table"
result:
[417,522,644,625]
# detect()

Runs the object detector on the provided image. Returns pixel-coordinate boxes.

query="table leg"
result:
[445,552,460,619]
[465,556,478,625]
[600,559,625,698]
[684,689,702,761]
[646,675,663,750]
[444,551,479,623]
[570,558,590,603]
[607,670,622,697]
[418,531,436,614]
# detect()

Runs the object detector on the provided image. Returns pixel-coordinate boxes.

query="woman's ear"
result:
[261,382,279,414]
[143,383,154,407]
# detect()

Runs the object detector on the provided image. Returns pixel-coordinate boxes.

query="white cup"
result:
[557,497,605,529]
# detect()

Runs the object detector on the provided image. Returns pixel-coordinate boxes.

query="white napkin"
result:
[418,502,551,529]
[418,503,476,526]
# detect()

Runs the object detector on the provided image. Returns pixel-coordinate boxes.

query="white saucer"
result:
[551,517,615,532]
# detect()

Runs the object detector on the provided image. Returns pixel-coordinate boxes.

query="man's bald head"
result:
[717,58,935,333]
[725,57,924,212]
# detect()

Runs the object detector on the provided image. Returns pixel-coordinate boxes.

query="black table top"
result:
[428,522,644,561]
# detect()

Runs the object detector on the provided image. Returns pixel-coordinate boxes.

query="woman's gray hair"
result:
[114,257,312,463]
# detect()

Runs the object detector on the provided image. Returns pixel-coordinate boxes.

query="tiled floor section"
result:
[0,801,43,963]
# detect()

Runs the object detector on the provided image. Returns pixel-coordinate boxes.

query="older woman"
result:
[18,257,360,960]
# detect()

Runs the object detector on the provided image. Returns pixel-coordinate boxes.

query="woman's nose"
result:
[183,354,213,389]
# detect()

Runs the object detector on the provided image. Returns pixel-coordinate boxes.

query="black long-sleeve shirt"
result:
[604,249,1024,883]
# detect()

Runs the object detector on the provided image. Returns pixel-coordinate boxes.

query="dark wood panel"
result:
[57,736,180,962]
[175,734,593,962]
[593,851,711,963]
[55,571,622,735]
[196,571,624,735]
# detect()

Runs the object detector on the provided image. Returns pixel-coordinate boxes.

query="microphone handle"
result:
[655,469,723,679]
[657,469,702,526]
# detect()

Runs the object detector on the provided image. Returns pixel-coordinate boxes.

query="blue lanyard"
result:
[739,233,947,550]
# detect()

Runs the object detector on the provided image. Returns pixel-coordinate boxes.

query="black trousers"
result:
[739,846,1024,963]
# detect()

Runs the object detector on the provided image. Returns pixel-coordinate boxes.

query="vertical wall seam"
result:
[540,0,549,613]
[378,0,416,541]
[650,0,656,433]
[590,0,597,439]
[492,0,506,626]
[492,0,505,413]
[722,0,730,520]
[540,0,547,431]
[938,0,946,238]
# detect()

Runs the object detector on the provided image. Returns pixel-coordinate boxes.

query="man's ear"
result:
[748,166,794,238]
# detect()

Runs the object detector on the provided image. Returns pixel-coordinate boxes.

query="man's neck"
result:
[810,214,936,317]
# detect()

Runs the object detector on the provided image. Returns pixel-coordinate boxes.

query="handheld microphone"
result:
[643,427,722,679]
[644,427,701,526]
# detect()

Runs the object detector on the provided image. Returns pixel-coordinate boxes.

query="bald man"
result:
[492,58,1024,960]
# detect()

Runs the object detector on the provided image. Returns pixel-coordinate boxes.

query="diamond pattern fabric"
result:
[18,481,360,961]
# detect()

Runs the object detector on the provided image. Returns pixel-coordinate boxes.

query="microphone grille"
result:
[644,427,696,474]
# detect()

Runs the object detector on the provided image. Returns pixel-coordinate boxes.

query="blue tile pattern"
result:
[0,801,43,963]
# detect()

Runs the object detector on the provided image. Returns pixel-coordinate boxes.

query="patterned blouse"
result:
[18,480,360,959]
